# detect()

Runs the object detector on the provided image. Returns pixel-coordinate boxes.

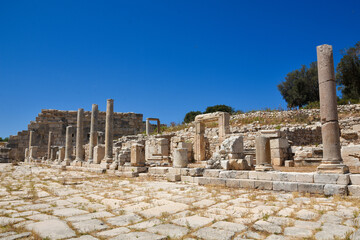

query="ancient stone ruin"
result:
[2,44,360,239]
[2,45,360,198]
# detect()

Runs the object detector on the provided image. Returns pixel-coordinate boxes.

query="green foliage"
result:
[184,111,202,123]
[301,101,320,109]
[278,62,319,108]
[337,98,360,105]
[0,137,9,142]
[336,41,360,99]
[204,104,235,114]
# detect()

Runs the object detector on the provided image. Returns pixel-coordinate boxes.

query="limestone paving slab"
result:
[26,219,76,239]
[72,219,108,233]
[147,224,189,238]
[172,215,214,229]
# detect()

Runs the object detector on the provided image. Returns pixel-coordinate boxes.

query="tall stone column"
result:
[28,131,34,162]
[194,122,205,161]
[102,99,114,164]
[255,136,273,171]
[157,120,161,134]
[88,104,98,163]
[75,108,84,162]
[146,119,150,135]
[28,130,34,151]
[47,131,53,160]
[316,44,349,173]
[63,126,73,165]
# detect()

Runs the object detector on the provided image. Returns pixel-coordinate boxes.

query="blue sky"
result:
[1,0,360,137]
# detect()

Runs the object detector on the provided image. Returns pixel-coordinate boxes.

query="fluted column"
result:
[75,108,84,162]
[88,104,98,163]
[316,44,349,173]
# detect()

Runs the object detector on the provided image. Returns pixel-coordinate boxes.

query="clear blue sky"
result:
[1,0,360,137]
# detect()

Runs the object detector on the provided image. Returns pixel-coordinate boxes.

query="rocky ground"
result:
[1,164,360,240]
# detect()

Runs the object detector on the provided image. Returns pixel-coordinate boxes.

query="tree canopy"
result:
[336,41,360,100]
[183,104,235,123]
[183,111,202,123]
[204,104,234,114]
[278,62,319,108]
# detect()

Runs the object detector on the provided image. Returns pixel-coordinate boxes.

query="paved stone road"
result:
[1,164,360,240]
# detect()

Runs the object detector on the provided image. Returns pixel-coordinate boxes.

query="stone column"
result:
[146,119,150,135]
[316,44,349,173]
[88,104,98,163]
[194,121,206,161]
[28,131,34,151]
[63,126,73,165]
[47,131,53,160]
[75,108,84,162]
[255,136,273,171]
[157,120,161,134]
[28,131,34,161]
[218,112,230,142]
[102,99,114,164]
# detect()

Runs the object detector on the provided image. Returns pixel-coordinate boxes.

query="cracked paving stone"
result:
[193,227,235,240]
[26,219,76,239]
[171,215,214,229]
[72,219,108,233]
[106,213,142,226]
[253,220,282,234]
[109,231,166,240]
[147,224,189,238]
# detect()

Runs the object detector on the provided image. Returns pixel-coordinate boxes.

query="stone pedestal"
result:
[63,126,73,166]
[131,143,145,167]
[173,148,188,168]
[255,136,273,171]
[101,99,113,166]
[75,108,84,162]
[29,146,38,162]
[50,147,58,161]
[94,145,105,164]
[58,147,65,162]
[24,148,29,163]
[316,44,349,174]
[88,104,98,163]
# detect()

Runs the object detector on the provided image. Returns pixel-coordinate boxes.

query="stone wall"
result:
[7,109,144,161]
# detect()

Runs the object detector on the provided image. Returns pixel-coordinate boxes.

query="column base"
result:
[62,159,71,166]
[255,164,274,172]
[317,163,349,174]
[71,160,83,167]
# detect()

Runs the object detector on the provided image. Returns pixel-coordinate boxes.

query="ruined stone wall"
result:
[7,109,144,161]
